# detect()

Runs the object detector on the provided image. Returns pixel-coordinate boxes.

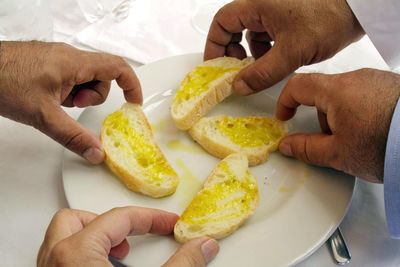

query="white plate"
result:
[62,53,355,267]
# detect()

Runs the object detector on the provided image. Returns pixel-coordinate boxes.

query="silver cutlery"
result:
[328,227,351,265]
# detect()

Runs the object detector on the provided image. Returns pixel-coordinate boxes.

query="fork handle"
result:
[328,227,351,265]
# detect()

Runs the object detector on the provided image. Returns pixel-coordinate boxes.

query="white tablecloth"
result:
[1,1,400,266]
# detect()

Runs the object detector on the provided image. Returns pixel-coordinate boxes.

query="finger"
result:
[109,239,130,259]
[279,133,340,169]
[230,32,243,43]
[204,1,263,60]
[77,51,143,104]
[37,209,97,266]
[61,94,74,108]
[226,43,247,59]
[72,89,104,107]
[72,81,111,108]
[44,209,97,247]
[163,237,219,267]
[76,207,178,251]
[233,43,299,95]
[317,111,332,134]
[226,33,247,59]
[246,31,272,43]
[38,209,97,259]
[248,40,272,60]
[246,31,272,59]
[36,104,104,164]
[275,73,330,121]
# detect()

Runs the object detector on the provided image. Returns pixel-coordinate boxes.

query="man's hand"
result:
[205,0,364,95]
[276,69,400,183]
[37,207,219,267]
[0,41,142,164]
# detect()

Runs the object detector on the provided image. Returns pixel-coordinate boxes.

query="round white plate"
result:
[62,53,355,267]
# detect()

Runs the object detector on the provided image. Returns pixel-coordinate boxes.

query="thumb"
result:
[163,237,219,267]
[279,133,340,169]
[233,44,297,95]
[36,105,104,164]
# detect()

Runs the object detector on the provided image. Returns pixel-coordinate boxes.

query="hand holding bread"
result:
[205,0,364,95]
[0,41,142,165]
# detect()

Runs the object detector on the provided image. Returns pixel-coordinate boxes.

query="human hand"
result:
[0,41,142,164]
[276,69,400,183]
[37,206,219,267]
[205,0,364,95]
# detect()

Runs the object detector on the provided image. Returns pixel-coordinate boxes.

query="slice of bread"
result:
[189,115,288,166]
[101,103,179,198]
[171,57,254,130]
[174,153,259,243]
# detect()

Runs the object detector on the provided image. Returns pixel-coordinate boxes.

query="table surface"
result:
[1,1,400,267]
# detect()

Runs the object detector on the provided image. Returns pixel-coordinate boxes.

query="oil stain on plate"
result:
[174,158,203,208]
[167,140,204,154]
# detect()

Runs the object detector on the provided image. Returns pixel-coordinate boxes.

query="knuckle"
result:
[330,73,347,87]
[180,253,204,267]
[288,74,305,87]
[53,208,71,220]
[116,56,127,67]
[108,54,126,69]
[213,8,225,21]
[109,206,126,215]
[51,42,77,62]
[291,136,311,164]
[55,42,73,51]
[48,241,70,266]
[30,104,52,131]
[303,73,322,85]
[247,65,274,90]
[62,130,87,153]
[74,69,91,84]
[357,68,374,76]
[109,207,121,213]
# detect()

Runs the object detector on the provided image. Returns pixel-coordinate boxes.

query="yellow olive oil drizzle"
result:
[104,111,177,184]
[215,117,283,147]
[173,66,239,104]
[180,161,258,224]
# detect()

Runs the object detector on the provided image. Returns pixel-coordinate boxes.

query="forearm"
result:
[347,0,400,69]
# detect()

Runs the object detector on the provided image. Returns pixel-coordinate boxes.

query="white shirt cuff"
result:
[347,0,400,69]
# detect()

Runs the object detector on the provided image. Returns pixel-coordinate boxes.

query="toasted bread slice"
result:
[101,103,179,198]
[174,153,259,243]
[189,115,288,166]
[171,57,254,130]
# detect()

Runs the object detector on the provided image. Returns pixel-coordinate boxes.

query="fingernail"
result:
[201,238,219,264]
[279,141,293,157]
[83,147,104,164]
[234,79,253,95]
